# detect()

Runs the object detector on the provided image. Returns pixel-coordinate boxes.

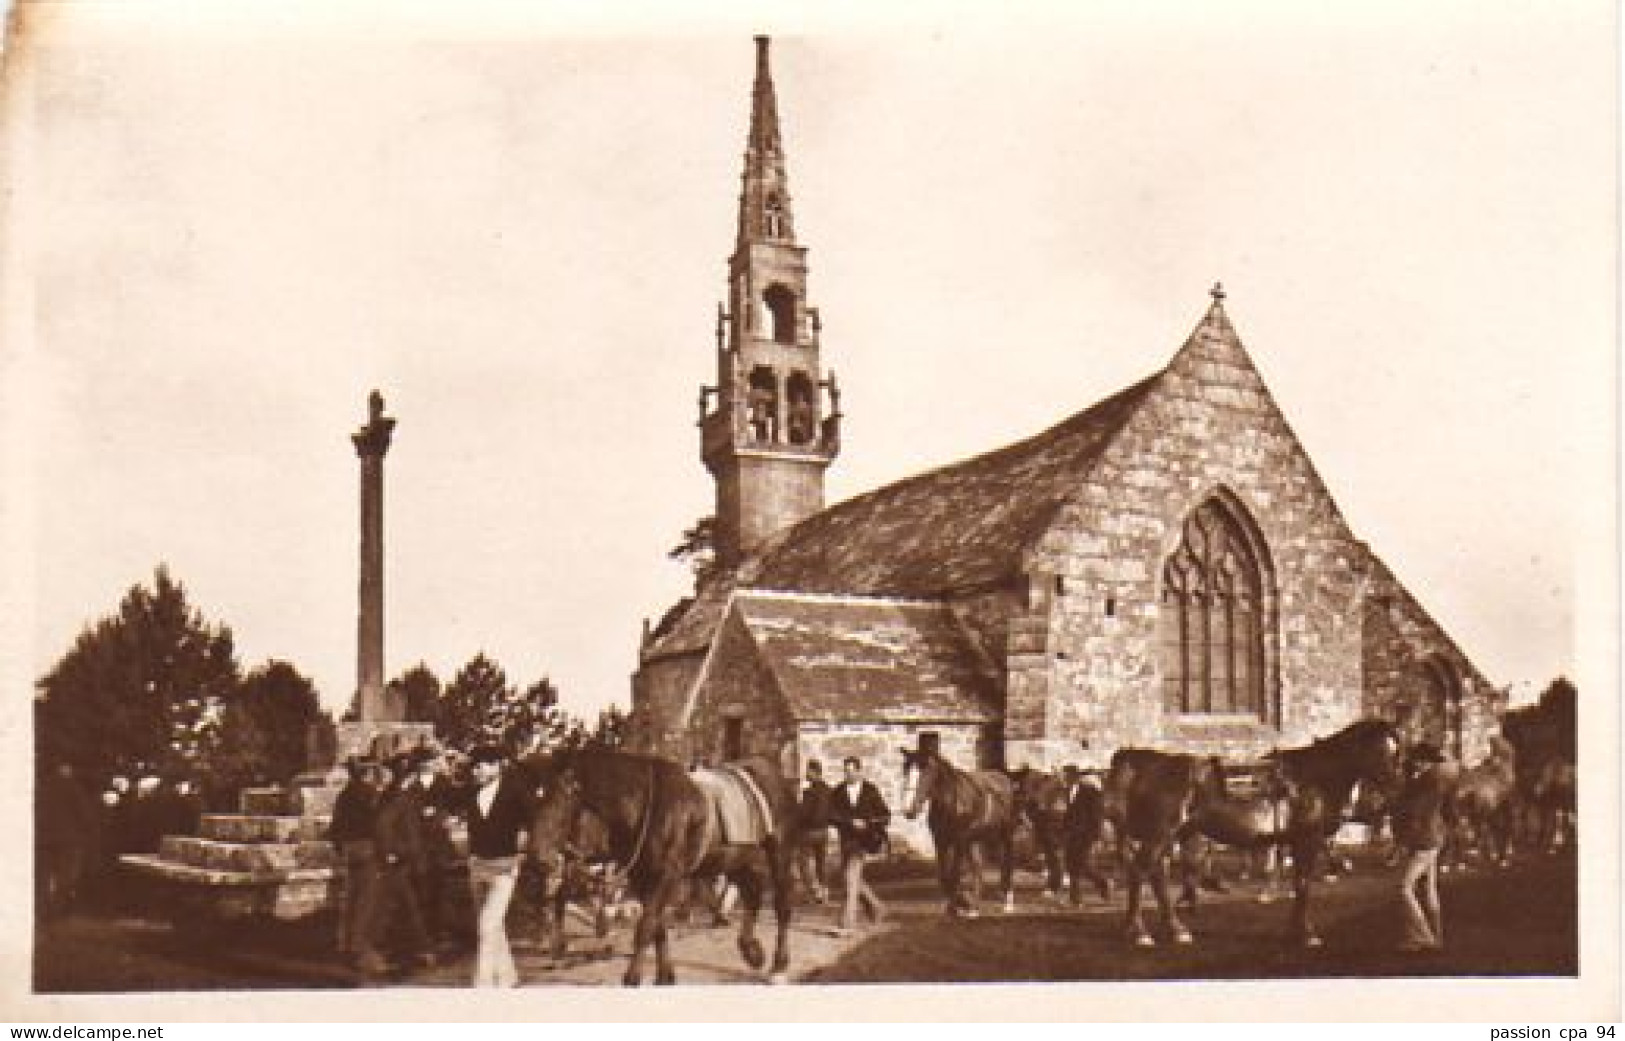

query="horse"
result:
[524,749,797,986]
[1443,736,1518,869]
[1011,768,1112,905]
[1103,719,1404,948]
[901,746,1021,917]
[1531,758,1577,852]
[1174,763,1293,908]
[1502,705,1576,854]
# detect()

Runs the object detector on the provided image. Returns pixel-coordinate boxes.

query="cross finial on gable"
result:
[1210,282,1226,303]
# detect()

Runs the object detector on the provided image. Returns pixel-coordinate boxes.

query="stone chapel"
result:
[628,38,1502,801]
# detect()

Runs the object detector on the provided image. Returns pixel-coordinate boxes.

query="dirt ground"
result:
[33,847,1576,992]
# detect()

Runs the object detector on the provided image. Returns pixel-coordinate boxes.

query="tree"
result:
[590,704,629,751]
[389,662,443,728]
[668,515,719,588]
[210,660,325,802]
[438,653,512,752]
[36,565,240,784]
[1537,676,1577,759]
[556,703,630,753]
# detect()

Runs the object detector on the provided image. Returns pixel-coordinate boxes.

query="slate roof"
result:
[734,592,1001,723]
[643,372,1161,662]
[746,373,1161,597]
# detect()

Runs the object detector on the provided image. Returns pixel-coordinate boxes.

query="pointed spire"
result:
[748,36,782,156]
[736,36,795,248]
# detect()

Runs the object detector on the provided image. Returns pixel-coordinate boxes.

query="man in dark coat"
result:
[829,755,890,934]
[1392,742,1452,951]
[793,759,834,905]
[35,761,100,921]
[363,755,435,974]
[400,746,459,946]
[464,744,534,987]
[326,757,382,963]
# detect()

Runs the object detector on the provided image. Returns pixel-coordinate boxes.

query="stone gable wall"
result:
[1362,565,1505,765]
[681,608,797,767]
[1010,318,1371,768]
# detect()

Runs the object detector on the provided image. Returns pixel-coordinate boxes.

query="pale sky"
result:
[2,1,1616,722]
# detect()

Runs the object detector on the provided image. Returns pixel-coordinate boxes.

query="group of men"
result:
[789,756,892,936]
[327,743,535,987]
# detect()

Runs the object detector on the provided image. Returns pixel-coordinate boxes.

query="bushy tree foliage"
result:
[389,662,443,728]
[438,654,571,756]
[36,566,240,784]
[668,515,719,588]
[211,660,324,799]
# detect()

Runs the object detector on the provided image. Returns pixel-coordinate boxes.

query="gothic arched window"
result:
[764,283,797,345]
[1159,497,1269,718]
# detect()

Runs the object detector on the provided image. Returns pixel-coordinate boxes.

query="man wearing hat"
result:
[464,744,533,987]
[400,746,459,946]
[1391,742,1451,951]
[365,754,435,974]
[327,756,383,965]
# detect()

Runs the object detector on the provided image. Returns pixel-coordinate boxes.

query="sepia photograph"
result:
[1,0,1617,1023]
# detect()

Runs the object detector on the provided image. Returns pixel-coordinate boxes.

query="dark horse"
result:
[525,749,797,985]
[901,747,1020,916]
[1011,768,1112,905]
[1103,719,1404,948]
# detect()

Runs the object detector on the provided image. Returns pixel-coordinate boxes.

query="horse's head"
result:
[525,753,583,898]
[1355,719,1406,791]
[900,747,941,820]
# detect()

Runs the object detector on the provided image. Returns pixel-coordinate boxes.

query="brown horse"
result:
[1011,768,1112,905]
[1174,763,1293,908]
[525,749,797,985]
[1104,719,1404,948]
[901,747,1020,917]
[1502,701,1577,854]
[1444,736,1518,868]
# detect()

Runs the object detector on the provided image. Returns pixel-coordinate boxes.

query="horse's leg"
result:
[1148,839,1192,944]
[731,862,766,971]
[649,873,686,986]
[1077,831,1111,902]
[966,841,986,911]
[623,874,662,987]
[548,882,569,961]
[1173,826,1203,910]
[1041,826,1064,900]
[1124,839,1155,946]
[767,838,793,984]
[1288,832,1323,948]
[936,837,961,917]
[999,829,1017,913]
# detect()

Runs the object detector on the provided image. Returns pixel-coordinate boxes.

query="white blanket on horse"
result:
[691,766,775,846]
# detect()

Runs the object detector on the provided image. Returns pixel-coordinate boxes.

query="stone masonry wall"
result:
[1013,308,1370,769]
[629,654,706,757]
[683,609,797,768]
[1362,562,1504,765]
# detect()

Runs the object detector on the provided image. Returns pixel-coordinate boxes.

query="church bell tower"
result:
[698,36,842,570]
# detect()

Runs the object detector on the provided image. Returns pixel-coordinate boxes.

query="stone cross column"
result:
[351,390,398,723]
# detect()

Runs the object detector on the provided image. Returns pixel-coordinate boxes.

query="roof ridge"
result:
[737,587,947,609]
